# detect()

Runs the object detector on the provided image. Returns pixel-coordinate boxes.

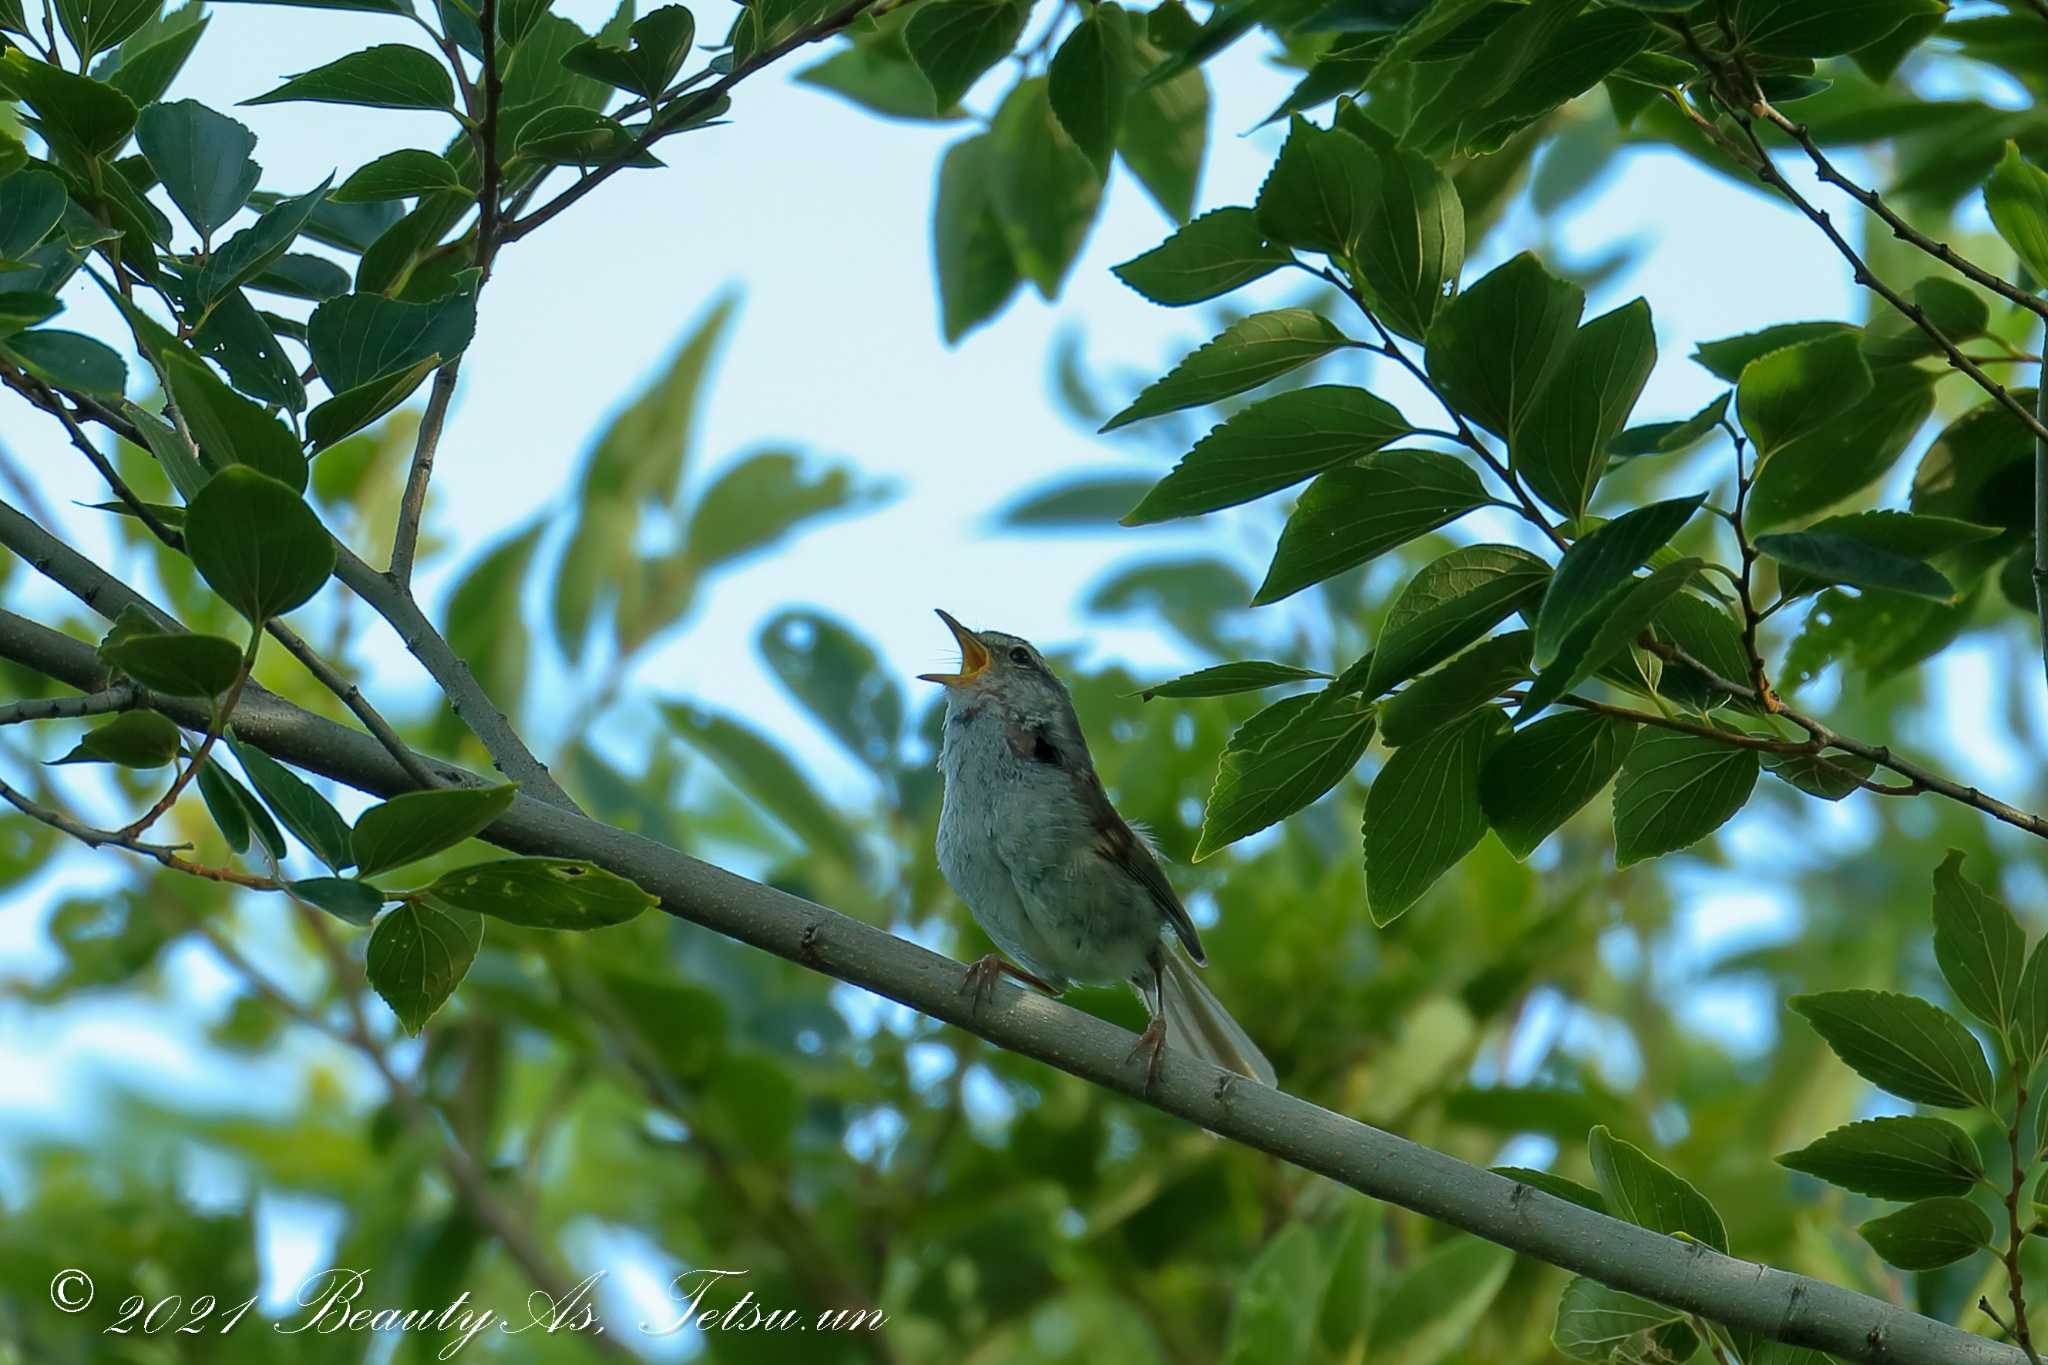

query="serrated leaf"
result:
[933,133,1022,343]
[1859,1197,1992,1271]
[1761,747,1876,801]
[333,148,470,203]
[1520,558,1701,718]
[1423,250,1582,439]
[352,783,519,878]
[307,288,475,393]
[291,876,386,926]
[1102,308,1353,432]
[1932,848,2025,1038]
[195,176,331,306]
[162,348,307,490]
[1791,989,1994,1109]
[1194,690,1375,858]
[1778,1116,1983,1201]
[1515,297,1656,520]
[366,899,481,1035]
[1767,510,1998,599]
[1347,133,1464,342]
[1481,710,1635,858]
[1533,494,1704,667]
[1124,384,1412,523]
[1254,449,1488,604]
[1366,544,1549,693]
[1553,1277,1688,1365]
[1364,706,1504,924]
[904,0,1025,109]
[306,353,441,452]
[988,76,1104,298]
[135,99,261,241]
[1112,206,1291,306]
[1134,660,1328,701]
[1757,529,1954,600]
[1589,1124,1727,1251]
[1736,330,1873,458]
[1380,631,1532,746]
[245,43,456,112]
[1611,728,1757,867]
[1048,7,1128,171]
[1255,114,1373,256]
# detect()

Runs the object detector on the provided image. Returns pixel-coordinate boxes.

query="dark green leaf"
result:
[1103,308,1352,432]
[563,4,695,100]
[195,176,331,306]
[333,148,470,203]
[1736,330,1873,458]
[125,405,206,500]
[352,783,520,878]
[1,51,139,161]
[1255,114,1373,256]
[1423,250,1583,439]
[1364,706,1504,924]
[1194,690,1376,859]
[105,11,209,107]
[1380,631,1532,745]
[1135,660,1328,700]
[1366,544,1549,692]
[1049,6,1129,171]
[1124,384,1412,522]
[56,0,158,60]
[1612,728,1758,867]
[1553,1277,1687,1365]
[1778,1116,1984,1201]
[1791,989,1995,1109]
[988,76,1104,298]
[1254,449,1489,604]
[1932,848,2025,1039]
[1749,378,1934,527]
[1771,510,2000,600]
[229,738,354,871]
[904,0,1025,108]
[163,348,307,490]
[291,876,386,926]
[136,99,260,240]
[933,133,1023,343]
[52,709,181,767]
[191,287,305,411]
[1692,320,1854,382]
[306,354,441,452]
[308,288,474,393]
[1757,529,1954,600]
[0,169,66,258]
[198,758,283,856]
[0,292,61,336]
[184,466,334,621]
[1761,748,1877,801]
[1112,206,1292,307]
[1588,1124,1728,1252]
[1116,27,1208,222]
[1732,0,1948,60]
[760,609,905,773]
[1611,392,1728,458]
[1532,493,1704,667]
[1346,135,1464,341]
[6,329,126,396]
[101,630,243,696]
[1515,297,1656,519]
[250,252,352,302]
[2015,936,2048,1069]
[366,899,482,1035]
[1481,710,1635,857]
[415,857,655,930]
[245,43,456,112]
[1494,1166,1606,1213]
[513,107,661,167]
[1859,1197,1992,1272]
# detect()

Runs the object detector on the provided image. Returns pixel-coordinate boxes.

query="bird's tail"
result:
[1159,950,1276,1087]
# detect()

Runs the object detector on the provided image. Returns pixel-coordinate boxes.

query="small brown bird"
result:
[920,609,1275,1088]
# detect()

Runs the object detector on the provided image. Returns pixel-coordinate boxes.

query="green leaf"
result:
[996,474,1156,526]
[123,406,203,501]
[1048,6,1129,171]
[0,292,61,336]
[105,11,209,108]
[333,149,470,203]
[308,288,474,394]
[1193,689,1376,859]
[1135,660,1328,701]
[1612,728,1757,867]
[1423,251,1583,439]
[414,857,655,930]
[1757,529,1954,600]
[1693,320,1854,381]
[1364,706,1504,924]
[662,702,865,867]
[56,0,158,60]
[563,4,695,101]
[0,169,67,259]
[1346,134,1464,342]
[1255,114,1372,257]
[1790,989,1995,1109]
[184,466,335,621]
[1494,1166,1607,1213]
[366,899,482,1035]
[682,451,885,569]
[229,739,353,871]
[1456,7,1651,151]
[1733,0,1948,60]
[1123,384,1412,523]
[52,709,181,767]
[197,758,286,858]
[306,353,442,451]
[290,876,386,926]
[513,107,662,168]
[1761,748,1877,801]
[1367,1237,1512,1365]
[1221,1224,1324,1365]
[1113,207,1293,307]
[759,609,905,774]
[352,783,520,878]
[162,348,308,491]
[1116,27,1208,223]
[988,77,1104,298]
[195,176,331,307]
[1403,0,1596,153]
[904,0,1025,109]
[1380,631,1532,746]
[1612,392,1729,459]
[101,630,243,697]
[1552,1278,1689,1365]
[6,329,126,397]
[1777,1116,1984,1201]
[135,99,260,241]
[191,287,305,412]
[1254,450,1487,604]
[1366,545,1549,694]
[1932,848,2025,1038]
[251,252,351,302]
[1986,142,2048,286]
[1481,710,1636,858]
[2015,936,2048,1070]
[1103,308,1352,432]
[1736,330,1873,458]
[0,52,139,161]
[1859,1197,1992,1272]
[1515,297,1657,520]
[1532,494,1704,667]
[1747,378,1937,528]
[1589,1124,1728,1252]
[933,133,1023,343]
[245,43,456,112]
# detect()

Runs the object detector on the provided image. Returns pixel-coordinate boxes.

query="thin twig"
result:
[1723,419,1780,710]
[0,366,180,546]
[118,627,261,840]
[0,684,142,726]
[0,773,282,890]
[264,620,446,790]
[387,361,459,588]
[2005,1075,2044,1364]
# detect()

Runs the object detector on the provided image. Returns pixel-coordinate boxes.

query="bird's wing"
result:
[1078,772,1208,967]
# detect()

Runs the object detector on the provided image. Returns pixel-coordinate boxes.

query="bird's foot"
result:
[1126,1015,1168,1094]
[960,954,1054,1012]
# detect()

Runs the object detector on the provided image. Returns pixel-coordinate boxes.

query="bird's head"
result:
[919,609,1069,711]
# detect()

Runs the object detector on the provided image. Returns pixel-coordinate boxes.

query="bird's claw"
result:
[1127,1016,1167,1094]
[960,955,1054,1012]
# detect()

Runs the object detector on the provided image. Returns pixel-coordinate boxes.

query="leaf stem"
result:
[117,624,262,840]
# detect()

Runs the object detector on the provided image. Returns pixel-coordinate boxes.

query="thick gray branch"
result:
[0,607,2017,1365]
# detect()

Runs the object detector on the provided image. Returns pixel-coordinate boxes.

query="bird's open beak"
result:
[918,609,991,685]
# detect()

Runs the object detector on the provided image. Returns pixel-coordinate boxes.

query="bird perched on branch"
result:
[920,609,1275,1089]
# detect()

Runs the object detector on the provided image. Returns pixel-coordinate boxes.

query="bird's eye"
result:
[1009,647,1032,665]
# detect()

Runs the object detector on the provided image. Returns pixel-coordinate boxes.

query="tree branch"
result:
[387,361,459,589]
[2005,1075,2044,1365]
[0,771,281,890]
[0,683,142,725]
[0,605,2020,1365]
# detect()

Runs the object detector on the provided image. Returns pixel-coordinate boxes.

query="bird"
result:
[919,608,1276,1089]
